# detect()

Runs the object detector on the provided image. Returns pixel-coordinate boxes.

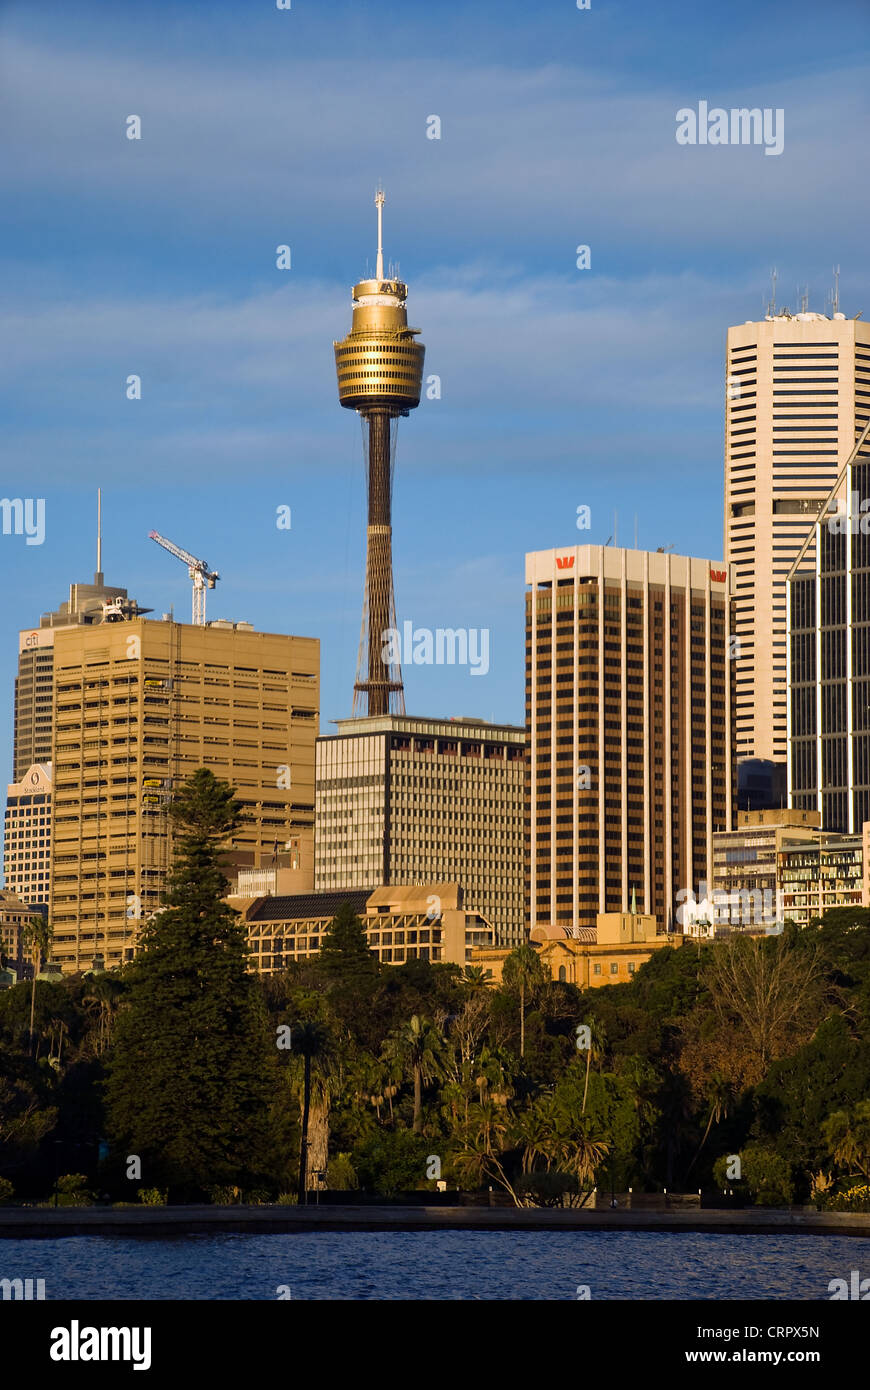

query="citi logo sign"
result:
[710,568,726,583]
[555,556,574,570]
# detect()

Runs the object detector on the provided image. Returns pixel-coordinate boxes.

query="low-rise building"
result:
[778,830,866,927]
[0,889,40,978]
[472,910,676,988]
[709,808,821,931]
[242,882,494,973]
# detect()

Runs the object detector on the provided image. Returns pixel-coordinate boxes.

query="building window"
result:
[610,962,618,975]
[558,965,567,982]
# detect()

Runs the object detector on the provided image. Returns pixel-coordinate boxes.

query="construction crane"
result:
[148,530,219,626]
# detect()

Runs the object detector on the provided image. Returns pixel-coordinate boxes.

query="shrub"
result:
[53,1174,96,1207]
[0,1176,15,1204]
[136,1187,167,1206]
[326,1153,358,1191]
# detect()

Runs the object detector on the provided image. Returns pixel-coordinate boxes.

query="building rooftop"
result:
[246,890,370,923]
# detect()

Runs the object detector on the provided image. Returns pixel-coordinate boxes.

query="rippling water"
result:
[2,1231,869,1299]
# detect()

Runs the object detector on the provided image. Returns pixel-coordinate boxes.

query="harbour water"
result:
[3,1230,869,1300]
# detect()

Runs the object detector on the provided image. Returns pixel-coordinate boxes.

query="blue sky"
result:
[0,0,868,791]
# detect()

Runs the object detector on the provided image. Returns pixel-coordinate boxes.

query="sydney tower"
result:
[334,191,425,716]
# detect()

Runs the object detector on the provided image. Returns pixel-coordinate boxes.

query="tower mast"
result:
[334,191,425,717]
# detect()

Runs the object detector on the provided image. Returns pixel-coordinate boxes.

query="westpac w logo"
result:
[555,555,575,570]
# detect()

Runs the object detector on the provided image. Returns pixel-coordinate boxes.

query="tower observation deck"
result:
[334,190,425,716]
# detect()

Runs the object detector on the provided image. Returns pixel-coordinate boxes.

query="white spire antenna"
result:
[375,188,385,280]
[833,264,841,315]
[96,486,103,579]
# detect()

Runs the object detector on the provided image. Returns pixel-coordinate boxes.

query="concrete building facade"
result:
[3,763,53,910]
[725,311,870,769]
[48,617,318,972]
[526,545,732,935]
[315,714,525,946]
[244,882,494,973]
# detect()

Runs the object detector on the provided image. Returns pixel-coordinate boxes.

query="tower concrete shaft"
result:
[334,191,425,716]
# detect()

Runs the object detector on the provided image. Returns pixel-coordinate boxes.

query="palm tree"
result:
[461,965,491,990]
[83,974,123,1055]
[501,945,546,1058]
[22,916,53,1057]
[293,1020,330,1203]
[686,1074,734,1179]
[580,1018,608,1115]
[384,1014,444,1134]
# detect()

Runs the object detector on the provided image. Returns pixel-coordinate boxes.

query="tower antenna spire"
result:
[96,486,103,582]
[375,188,385,281]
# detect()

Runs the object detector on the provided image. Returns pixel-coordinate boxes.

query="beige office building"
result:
[48,617,318,972]
[315,714,525,946]
[526,545,733,935]
[243,883,494,973]
[3,763,53,909]
[14,573,148,782]
[725,311,870,766]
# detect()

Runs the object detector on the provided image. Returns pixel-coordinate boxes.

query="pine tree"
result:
[104,769,278,1199]
[316,901,378,976]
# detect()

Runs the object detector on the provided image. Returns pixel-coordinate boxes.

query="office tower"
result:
[315,714,525,946]
[725,309,870,775]
[3,763,52,909]
[788,423,870,831]
[14,561,149,781]
[526,545,733,935]
[334,191,425,716]
[48,617,318,972]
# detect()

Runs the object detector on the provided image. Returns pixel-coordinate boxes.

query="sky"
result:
[0,0,868,795]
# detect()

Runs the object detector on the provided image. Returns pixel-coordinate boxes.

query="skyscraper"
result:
[48,617,318,972]
[788,419,870,832]
[526,545,732,934]
[334,191,425,716]
[315,714,525,946]
[724,309,870,773]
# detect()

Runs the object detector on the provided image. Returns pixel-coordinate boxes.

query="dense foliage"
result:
[3,772,870,1208]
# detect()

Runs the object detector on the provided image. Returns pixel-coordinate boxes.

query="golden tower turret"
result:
[334,191,425,716]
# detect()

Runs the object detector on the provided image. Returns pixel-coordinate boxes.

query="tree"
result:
[104,769,277,1198]
[822,1101,870,1184]
[22,916,53,1056]
[705,933,826,1083]
[292,1020,332,1203]
[685,1073,734,1178]
[316,902,377,977]
[501,946,547,1058]
[383,1014,444,1133]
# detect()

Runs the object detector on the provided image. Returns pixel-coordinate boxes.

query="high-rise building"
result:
[333,190,425,717]
[526,545,733,934]
[725,310,870,771]
[315,714,525,946]
[788,423,870,831]
[3,763,52,909]
[48,617,318,972]
[14,575,149,781]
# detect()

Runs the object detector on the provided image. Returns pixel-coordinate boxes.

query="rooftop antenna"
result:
[832,265,840,315]
[96,486,103,583]
[375,188,385,280]
[768,266,777,317]
[799,285,809,314]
